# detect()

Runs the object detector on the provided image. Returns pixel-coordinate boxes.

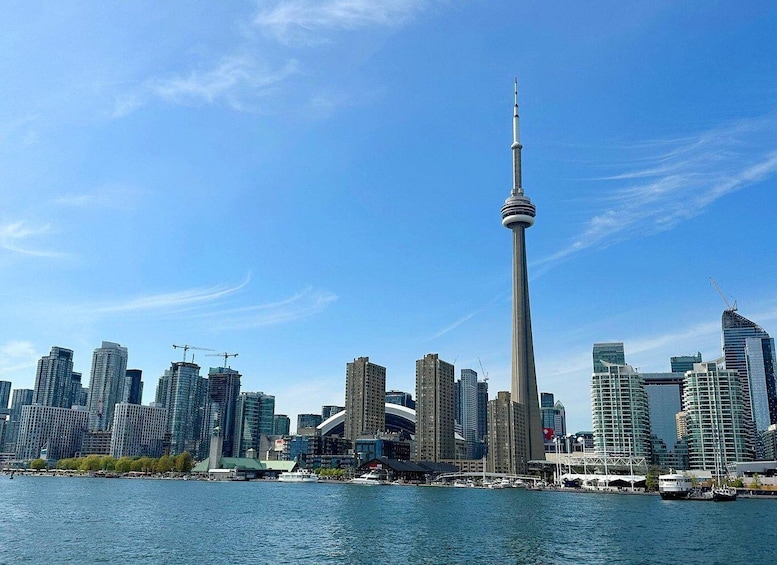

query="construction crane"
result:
[709,277,737,312]
[172,344,214,363]
[478,357,489,382]
[205,352,238,368]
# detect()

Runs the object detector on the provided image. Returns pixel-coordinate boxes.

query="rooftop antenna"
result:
[709,278,737,312]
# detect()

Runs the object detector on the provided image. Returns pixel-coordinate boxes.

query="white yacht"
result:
[658,471,692,499]
[277,469,320,483]
[350,469,389,485]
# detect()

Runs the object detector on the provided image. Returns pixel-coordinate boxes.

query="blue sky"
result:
[2,1,776,433]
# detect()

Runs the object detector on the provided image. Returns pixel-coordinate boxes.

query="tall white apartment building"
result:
[110,403,168,459]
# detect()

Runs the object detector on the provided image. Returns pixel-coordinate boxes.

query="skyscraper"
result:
[746,336,777,435]
[642,372,684,464]
[234,391,275,457]
[0,381,10,416]
[457,369,479,459]
[344,357,386,442]
[723,309,776,457]
[33,346,75,408]
[273,414,290,436]
[592,342,626,374]
[488,391,527,474]
[86,341,128,431]
[1,389,33,454]
[202,367,241,458]
[683,362,749,470]
[500,81,544,462]
[670,352,702,374]
[477,380,489,459]
[540,392,566,440]
[322,405,345,420]
[591,362,652,458]
[155,361,205,456]
[415,353,455,461]
[123,369,144,405]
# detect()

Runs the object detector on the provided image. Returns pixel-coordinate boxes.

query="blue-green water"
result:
[2,476,777,564]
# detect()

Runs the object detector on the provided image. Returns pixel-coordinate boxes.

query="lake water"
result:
[2,476,776,564]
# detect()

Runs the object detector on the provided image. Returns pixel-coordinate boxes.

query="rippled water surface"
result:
[2,475,777,564]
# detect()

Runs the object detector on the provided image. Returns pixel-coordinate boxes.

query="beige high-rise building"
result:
[488,391,527,474]
[415,353,455,461]
[344,357,386,442]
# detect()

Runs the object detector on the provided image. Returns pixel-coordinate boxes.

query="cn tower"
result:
[500,79,545,462]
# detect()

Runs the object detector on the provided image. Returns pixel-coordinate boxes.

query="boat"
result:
[712,485,738,502]
[658,471,693,500]
[277,469,319,483]
[350,469,389,485]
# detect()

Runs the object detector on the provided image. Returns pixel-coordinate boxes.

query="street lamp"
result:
[577,436,587,489]
[552,436,561,486]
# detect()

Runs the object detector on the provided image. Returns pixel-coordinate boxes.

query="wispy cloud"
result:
[114,1,431,117]
[92,276,251,315]
[50,186,145,211]
[535,113,777,272]
[0,340,39,376]
[205,286,338,330]
[113,57,299,117]
[0,221,65,258]
[425,310,480,341]
[255,0,426,45]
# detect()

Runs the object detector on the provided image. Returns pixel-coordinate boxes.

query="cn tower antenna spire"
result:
[512,77,523,196]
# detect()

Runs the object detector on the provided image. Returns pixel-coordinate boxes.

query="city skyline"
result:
[1,2,777,433]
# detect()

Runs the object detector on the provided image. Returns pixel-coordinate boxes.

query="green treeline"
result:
[51,452,194,474]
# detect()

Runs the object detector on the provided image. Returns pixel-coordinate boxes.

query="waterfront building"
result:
[592,343,626,374]
[234,391,275,457]
[202,367,241,458]
[683,362,749,471]
[591,362,652,458]
[457,369,479,459]
[110,403,168,459]
[155,361,206,456]
[287,434,354,468]
[722,308,775,458]
[81,430,112,455]
[322,405,345,420]
[415,353,455,462]
[123,369,143,404]
[355,434,411,463]
[273,414,290,436]
[1,389,33,454]
[86,341,129,431]
[386,390,415,409]
[642,372,684,466]
[671,352,702,374]
[345,357,386,443]
[297,413,323,434]
[16,405,89,460]
[487,391,527,474]
[501,81,544,463]
[33,346,75,409]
